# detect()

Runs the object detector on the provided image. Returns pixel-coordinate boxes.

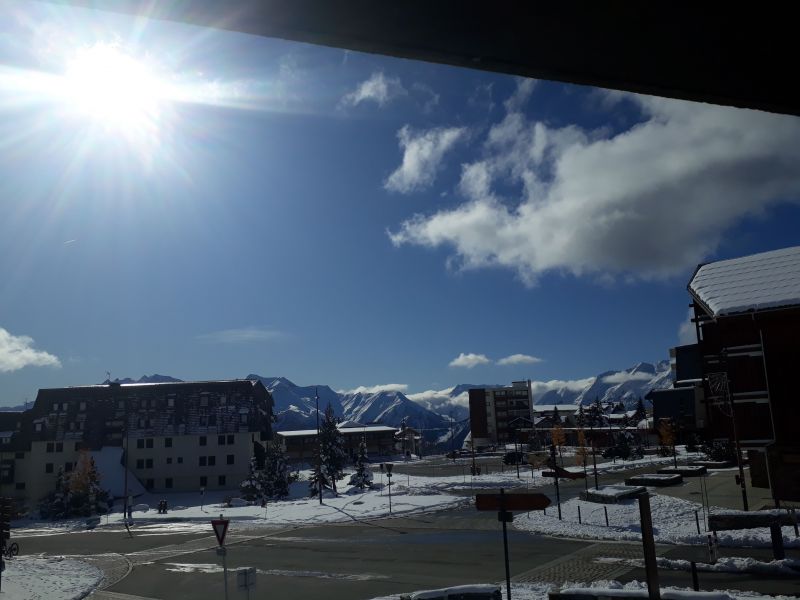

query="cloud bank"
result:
[0,327,61,372]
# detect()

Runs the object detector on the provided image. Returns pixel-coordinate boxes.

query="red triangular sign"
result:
[211,518,229,546]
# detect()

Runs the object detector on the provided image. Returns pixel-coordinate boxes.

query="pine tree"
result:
[262,440,297,500]
[317,403,347,494]
[551,406,561,425]
[593,397,605,426]
[240,456,262,501]
[634,397,647,423]
[349,438,373,490]
[576,404,586,428]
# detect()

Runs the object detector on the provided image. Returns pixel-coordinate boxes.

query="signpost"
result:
[212,515,230,600]
[237,567,257,600]
[385,463,394,513]
[476,489,551,600]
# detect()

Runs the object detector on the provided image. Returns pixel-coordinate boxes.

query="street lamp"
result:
[315,388,322,505]
[385,462,393,513]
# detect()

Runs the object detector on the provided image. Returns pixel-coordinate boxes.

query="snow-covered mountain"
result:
[340,390,451,432]
[534,361,672,407]
[246,374,344,431]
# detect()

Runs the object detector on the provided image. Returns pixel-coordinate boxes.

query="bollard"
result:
[604,506,609,527]
[578,504,582,524]
[690,561,699,591]
[770,523,786,560]
[695,510,701,535]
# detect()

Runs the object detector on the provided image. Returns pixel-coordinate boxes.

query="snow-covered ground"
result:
[370,580,798,600]
[0,555,102,600]
[513,493,800,548]
[14,470,467,537]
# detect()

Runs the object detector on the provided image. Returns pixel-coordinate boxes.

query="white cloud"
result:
[340,71,406,108]
[503,77,537,112]
[411,82,440,114]
[678,308,697,345]
[196,327,283,343]
[449,353,491,368]
[0,327,61,372]
[529,377,595,396]
[341,383,408,395]
[497,353,542,366]
[384,125,468,194]
[389,90,800,285]
[407,387,470,410]
[601,371,654,385]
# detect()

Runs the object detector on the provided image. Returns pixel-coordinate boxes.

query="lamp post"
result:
[315,388,323,505]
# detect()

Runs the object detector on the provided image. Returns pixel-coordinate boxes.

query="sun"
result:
[62,42,166,133]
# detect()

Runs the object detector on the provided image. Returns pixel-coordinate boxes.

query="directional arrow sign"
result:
[211,518,230,546]
[475,492,551,512]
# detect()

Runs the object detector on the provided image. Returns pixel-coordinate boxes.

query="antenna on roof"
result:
[106,371,112,383]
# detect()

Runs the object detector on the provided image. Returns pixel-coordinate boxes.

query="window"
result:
[118,400,125,409]
[46,442,54,453]
[227,434,235,445]
[227,454,234,465]
[52,403,59,411]
[218,475,226,486]
[165,477,173,489]
[208,414,217,426]
[136,459,145,469]
[75,442,82,451]
[55,442,63,452]
[146,458,153,468]
[200,476,207,487]
[218,434,225,445]
[64,462,73,472]
[240,414,247,424]
[177,457,183,464]
[200,396,209,406]
[14,452,24,459]
[199,436,207,446]
[199,456,207,467]
[145,478,154,490]
[61,402,68,411]
[165,437,173,448]
[45,463,54,473]
[15,482,25,490]
[79,401,86,411]
[167,398,174,408]
[34,423,43,432]
[146,438,154,449]
[166,457,173,465]
[208,456,216,466]
[137,439,145,449]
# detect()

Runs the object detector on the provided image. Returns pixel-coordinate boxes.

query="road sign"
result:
[237,567,257,591]
[541,464,586,480]
[211,518,230,546]
[475,492,551,512]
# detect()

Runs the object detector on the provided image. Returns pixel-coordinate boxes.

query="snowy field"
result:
[513,493,800,548]
[0,555,102,600]
[369,580,798,600]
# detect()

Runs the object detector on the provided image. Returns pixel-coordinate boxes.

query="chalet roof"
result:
[277,424,397,437]
[688,246,800,317]
[532,405,579,413]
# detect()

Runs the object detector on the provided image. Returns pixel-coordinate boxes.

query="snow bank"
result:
[1,555,102,600]
[513,494,800,548]
[90,446,146,498]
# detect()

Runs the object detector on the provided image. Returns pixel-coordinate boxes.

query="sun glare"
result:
[62,43,165,133]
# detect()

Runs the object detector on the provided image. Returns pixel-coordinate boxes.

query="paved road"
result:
[13,457,799,600]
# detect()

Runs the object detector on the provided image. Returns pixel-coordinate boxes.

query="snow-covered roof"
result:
[689,245,800,317]
[277,424,396,437]
[532,404,579,413]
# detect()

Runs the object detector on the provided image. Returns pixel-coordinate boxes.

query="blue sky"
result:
[2,2,800,406]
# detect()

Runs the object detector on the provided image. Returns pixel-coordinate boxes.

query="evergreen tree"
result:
[317,403,347,494]
[349,438,373,490]
[240,456,262,501]
[593,397,605,426]
[551,405,561,425]
[634,397,647,423]
[576,404,586,428]
[262,440,297,500]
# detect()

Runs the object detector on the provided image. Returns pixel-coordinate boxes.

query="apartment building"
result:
[0,379,274,505]
[468,380,534,447]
